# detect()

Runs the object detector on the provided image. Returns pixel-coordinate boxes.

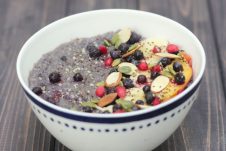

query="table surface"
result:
[0,0,226,150]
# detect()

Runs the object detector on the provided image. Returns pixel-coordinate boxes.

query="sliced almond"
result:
[118,62,137,75]
[96,105,113,113]
[155,53,181,59]
[151,75,170,93]
[105,72,122,87]
[118,28,132,43]
[122,44,142,58]
[97,93,118,107]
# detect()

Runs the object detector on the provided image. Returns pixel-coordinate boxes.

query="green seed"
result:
[118,66,132,74]
[112,59,121,67]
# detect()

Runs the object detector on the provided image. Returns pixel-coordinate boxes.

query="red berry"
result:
[151,98,161,106]
[95,86,105,97]
[152,46,160,53]
[138,62,148,71]
[151,65,161,72]
[167,44,179,53]
[99,45,108,54]
[114,109,126,114]
[104,57,113,67]
[116,86,126,98]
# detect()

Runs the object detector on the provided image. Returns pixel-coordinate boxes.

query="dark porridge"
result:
[29,28,193,113]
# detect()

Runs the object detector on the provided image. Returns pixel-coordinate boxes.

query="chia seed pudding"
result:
[29,28,193,114]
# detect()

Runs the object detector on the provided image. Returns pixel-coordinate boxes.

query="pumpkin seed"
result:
[112,59,121,67]
[118,66,132,74]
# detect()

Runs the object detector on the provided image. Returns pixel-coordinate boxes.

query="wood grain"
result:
[0,0,226,151]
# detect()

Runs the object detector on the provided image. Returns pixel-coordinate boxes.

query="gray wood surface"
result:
[0,0,225,151]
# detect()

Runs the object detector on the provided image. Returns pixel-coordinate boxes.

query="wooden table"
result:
[0,0,225,150]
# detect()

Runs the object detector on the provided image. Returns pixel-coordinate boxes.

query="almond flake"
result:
[155,53,181,59]
[105,72,122,87]
[151,75,170,93]
[118,28,131,43]
[97,93,118,107]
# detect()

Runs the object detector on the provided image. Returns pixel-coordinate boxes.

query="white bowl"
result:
[16,9,206,151]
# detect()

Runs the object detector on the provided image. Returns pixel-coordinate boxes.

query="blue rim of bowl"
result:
[23,80,200,123]
[17,9,206,124]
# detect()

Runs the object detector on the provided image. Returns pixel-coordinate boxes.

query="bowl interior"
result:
[17,9,205,115]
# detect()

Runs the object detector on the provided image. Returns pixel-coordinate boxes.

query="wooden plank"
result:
[0,0,66,150]
[208,0,226,98]
[140,0,226,151]
[65,0,138,15]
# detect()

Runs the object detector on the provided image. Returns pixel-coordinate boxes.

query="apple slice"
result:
[105,72,122,87]
[155,60,193,101]
[124,88,145,103]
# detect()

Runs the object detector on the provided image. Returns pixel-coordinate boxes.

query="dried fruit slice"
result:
[118,62,138,75]
[97,93,118,107]
[151,75,170,93]
[124,88,145,103]
[118,28,132,43]
[139,38,168,57]
[155,53,181,59]
[156,60,193,101]
[105,72,122,87]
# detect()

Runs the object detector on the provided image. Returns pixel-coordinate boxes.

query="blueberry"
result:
[135,100,145,105]
[82,106,93,113]
[110,51,121,59]
[151,71,160,80]
[133,50,144,60]
[125,55,134,62]
[118,43,129,54]
[60,56,67,62]
[131,106,140,111]
[109,68,118,74]
[137,75,147,84]
[49,72,61,84]
[105,87,116,94]
[32,87,42,95]
[127,32,141,44]
[174,72,185,85]
[145,92,154,105]
[160,57,172,67]
[86,43,101,58]
[73,73,83,82]
[173,62,183,72]
[131,59,140,66]
[142,85,150,93]
[123,78,134,89]
[113,104,123,112]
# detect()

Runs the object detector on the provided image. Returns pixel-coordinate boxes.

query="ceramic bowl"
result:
[16,9,206,151]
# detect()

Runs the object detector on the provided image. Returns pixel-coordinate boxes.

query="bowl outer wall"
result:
[16,9,206,120]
